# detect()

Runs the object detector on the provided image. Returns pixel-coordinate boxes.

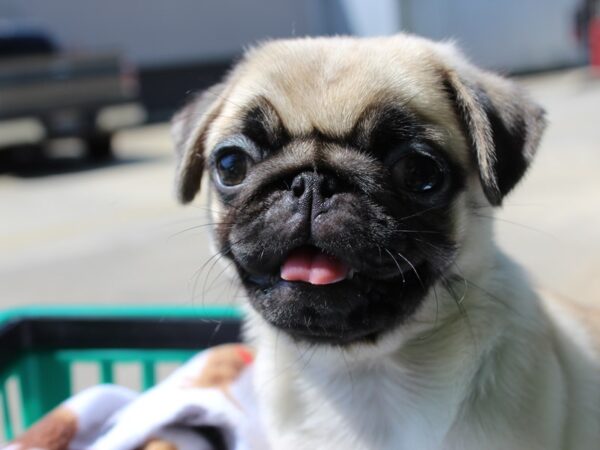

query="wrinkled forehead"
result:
[207,38,467,162]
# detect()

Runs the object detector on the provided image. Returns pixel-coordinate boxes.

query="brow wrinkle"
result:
[242,96,290,151]
[350,100,427,155]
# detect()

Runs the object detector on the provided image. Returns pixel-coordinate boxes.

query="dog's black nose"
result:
[290,171,339,207]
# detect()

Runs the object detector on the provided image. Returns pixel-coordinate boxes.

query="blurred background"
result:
[1,0,599,310]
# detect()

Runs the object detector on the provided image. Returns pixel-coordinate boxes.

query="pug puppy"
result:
[172,34,600,450]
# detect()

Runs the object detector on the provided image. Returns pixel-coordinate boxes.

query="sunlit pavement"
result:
[0,125,242,309]
[498,69,600,305]
[0,68,599,309]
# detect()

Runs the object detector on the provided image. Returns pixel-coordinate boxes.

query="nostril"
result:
[321,177,338,198]
[290,172,342,200]
[291,176,306,198]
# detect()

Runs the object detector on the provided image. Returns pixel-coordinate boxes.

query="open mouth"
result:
[280,246,353,285]
[238,243,432,345]
[242,244,422,290]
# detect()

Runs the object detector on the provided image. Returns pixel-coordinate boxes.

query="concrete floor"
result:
[497,69,600,304]
[0,68,599,310]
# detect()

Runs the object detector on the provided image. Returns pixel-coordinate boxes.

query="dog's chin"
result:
[241,265,429,346]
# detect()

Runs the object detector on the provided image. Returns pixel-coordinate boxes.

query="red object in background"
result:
[590,17,600,68]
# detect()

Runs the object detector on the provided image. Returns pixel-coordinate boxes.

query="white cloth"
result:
[6,346,270,450]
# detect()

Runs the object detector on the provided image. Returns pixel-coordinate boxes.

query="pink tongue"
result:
[280,247,349,285]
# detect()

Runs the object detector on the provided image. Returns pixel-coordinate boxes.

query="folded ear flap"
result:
[444,67,546,206]
[171,83,228,204]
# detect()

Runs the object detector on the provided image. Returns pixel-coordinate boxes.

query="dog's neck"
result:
[247,250,567,449]
[253,327,483,448]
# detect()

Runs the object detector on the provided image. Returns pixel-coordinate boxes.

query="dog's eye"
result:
[392,153,443,193]
[216,148,251,186]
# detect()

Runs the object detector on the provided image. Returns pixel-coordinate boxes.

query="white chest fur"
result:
[256,356,465,450]
[247,258,600,450]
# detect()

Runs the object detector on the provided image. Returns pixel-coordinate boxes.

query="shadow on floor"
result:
[0,143,161,178]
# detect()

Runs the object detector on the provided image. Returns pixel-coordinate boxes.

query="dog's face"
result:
[172,35,545,346]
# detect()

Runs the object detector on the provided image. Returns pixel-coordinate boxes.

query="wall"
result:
[403,0,585,71]
[0,0,586,72]
[0,0,314,66]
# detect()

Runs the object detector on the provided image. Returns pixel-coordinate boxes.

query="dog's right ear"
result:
[171,83,228,204]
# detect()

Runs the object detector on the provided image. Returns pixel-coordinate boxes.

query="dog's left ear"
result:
[442,55,546,206]
[171,82,229,204]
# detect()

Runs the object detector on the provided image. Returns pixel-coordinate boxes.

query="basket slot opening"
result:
[1,383,12,443]
[4,377,23,440]
[155,362,180,384]
[71,363,100,395]
[114,363,141,392]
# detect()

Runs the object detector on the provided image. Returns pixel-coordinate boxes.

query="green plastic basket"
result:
[0,305,242,442]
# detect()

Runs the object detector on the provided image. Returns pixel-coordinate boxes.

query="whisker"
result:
[395,250,424,291]
[396,229,443,235]
[398,205,440,222]
[205,257,238,294]
[383,248,406,285]
[189,230,252,305]
[168,221,236,239]
[472,212,556,237]
[191,252,226,306]
[440,272,477,349]
[340,350,355,394]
